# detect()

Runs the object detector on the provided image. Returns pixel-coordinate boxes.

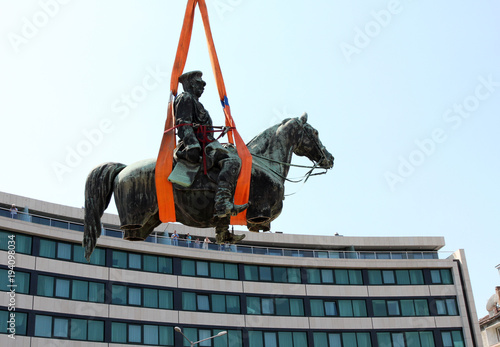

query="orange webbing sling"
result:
[155,0,252,225]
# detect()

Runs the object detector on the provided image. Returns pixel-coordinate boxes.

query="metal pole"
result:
[175,326,227,346]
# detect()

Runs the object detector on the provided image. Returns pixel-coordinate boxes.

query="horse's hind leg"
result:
[123,212,161,241]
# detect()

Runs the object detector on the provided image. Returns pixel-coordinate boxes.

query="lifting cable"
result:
[155,0,252,225]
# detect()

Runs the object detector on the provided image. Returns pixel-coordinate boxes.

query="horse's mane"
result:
[246,118,293,155]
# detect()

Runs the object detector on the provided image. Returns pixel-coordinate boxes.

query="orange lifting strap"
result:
[155,0,252,225]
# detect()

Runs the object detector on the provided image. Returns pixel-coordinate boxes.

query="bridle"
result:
[252,122,331,186]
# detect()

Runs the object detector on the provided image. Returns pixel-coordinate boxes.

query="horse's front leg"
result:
[215,219,245,244]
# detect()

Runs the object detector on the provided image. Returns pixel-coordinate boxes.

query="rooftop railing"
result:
[0,206,448,260]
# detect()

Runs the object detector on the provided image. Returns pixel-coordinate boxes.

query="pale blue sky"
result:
[1,0,499,317]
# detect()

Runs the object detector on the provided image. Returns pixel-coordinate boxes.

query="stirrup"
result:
[231,203,249,216]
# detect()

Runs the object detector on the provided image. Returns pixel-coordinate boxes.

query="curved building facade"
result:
[0,192,481,346]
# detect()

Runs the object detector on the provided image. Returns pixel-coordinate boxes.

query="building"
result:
[479,271,500,346]
[0,191,481,346]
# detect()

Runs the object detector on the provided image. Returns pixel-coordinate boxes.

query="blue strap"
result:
[220,95,229,108]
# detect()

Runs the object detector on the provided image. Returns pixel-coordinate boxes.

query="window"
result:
[376,331,435,347]
[306,268,363,285]
[262,298,274,314]
[128,253,142,269]
[324,301,337,316]
[247,297,304,316]
[435,298,458,316]
[197,261,209,276]
[250,330,307,347]
[53,317,69,338]
[400,299,429,316]
[306,269,321,283]
[260,267,272,281]
[112,284,173,309]
[197,295,210,311]
[112,250,172,273]
[112,251,127,268]
[129,287,142,306]
[0,231,32,254]
[176,328,241,347]
[244,265,301,283]
[34,314,104,341]
[321,269,334,283]
[373,300,400,316]
[37,275,105,303]
[0,310,28,336]
[183,292,240,314]
[374,299,430,317]
[183,260,238,280]
[111,322,174,345]
[368,270,424,285]
[54,278,70,298]
[313,332,372,347]
[57,243,72,260]
[38,239,105,265]
[430,269,453,284]
[311,299,367,317]
[386,300,400,316]
[0,269,30,294]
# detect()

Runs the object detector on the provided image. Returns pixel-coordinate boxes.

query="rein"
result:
[253,154,328,184]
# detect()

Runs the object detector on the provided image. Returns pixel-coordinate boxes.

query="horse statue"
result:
[83,113,334,260]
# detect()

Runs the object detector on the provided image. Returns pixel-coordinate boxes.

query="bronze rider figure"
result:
[174,70,249,220]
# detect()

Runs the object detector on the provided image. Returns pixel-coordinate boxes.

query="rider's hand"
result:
[185,147,201,163]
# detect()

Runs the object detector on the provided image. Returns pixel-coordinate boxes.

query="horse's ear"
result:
[300,112,308,124]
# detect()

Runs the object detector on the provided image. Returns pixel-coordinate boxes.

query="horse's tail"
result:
[83,162,126,261]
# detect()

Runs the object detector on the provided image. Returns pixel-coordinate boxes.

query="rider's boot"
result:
[213,157,249,218]
[214,182,248,218]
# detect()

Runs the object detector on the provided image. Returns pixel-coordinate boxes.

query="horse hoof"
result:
[230,234,245,243]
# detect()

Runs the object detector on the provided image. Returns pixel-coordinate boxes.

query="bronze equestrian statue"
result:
[83,71,334,261]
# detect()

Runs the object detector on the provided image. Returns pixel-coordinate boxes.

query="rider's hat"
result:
[179,71,203,89]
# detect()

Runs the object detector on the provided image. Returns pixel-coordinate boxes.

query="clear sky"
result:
[1,0,499,318]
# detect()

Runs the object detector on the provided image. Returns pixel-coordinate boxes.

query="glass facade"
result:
[37,275,105,303]
[247,296,304,316]
[373,299,430,317]
[311,299,367,317]
[313,332,372,347]
[34,314,104,341]
[0,218,472,346]
[180,328,242,347]
[377,331,436,347]
[249,330,307,347]
[0,310,28,335]
[306,268,363,285]
[0,230,32,254]
[244,265,301,283]
[367,269,424,285]
[182,259,238,279]
[112,284,173,309]
[39,239,105,265]
[0,269,30,294]
[183,292,240,313]
[112,250,172,273]
[430,269,454,284]
[111,322,174,345]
